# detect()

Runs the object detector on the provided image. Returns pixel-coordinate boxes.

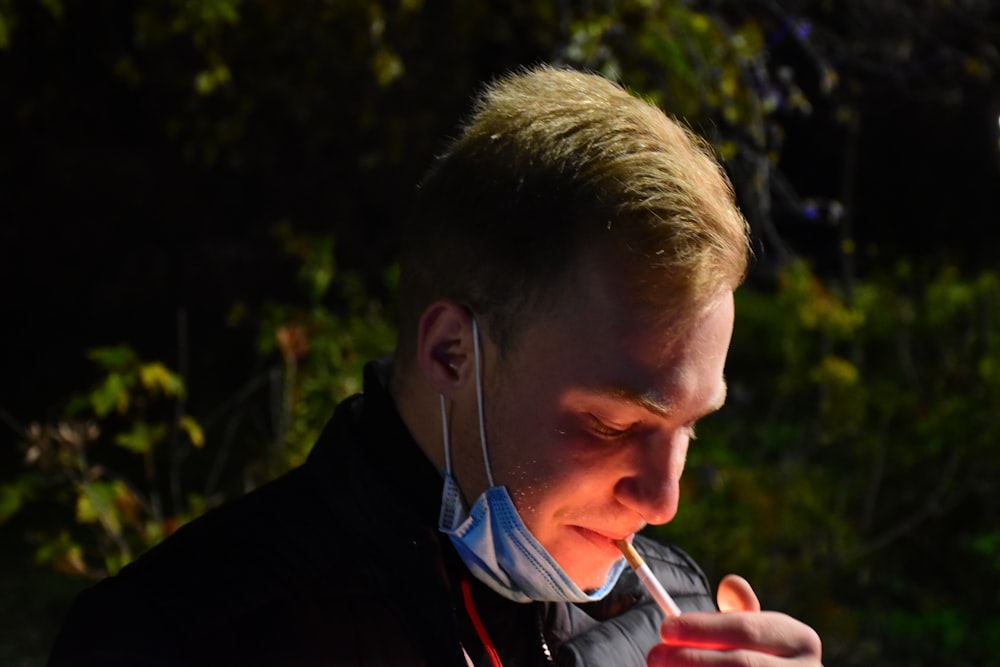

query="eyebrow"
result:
[594,379,728,421]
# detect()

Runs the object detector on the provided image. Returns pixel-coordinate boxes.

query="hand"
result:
[647,574,822,666]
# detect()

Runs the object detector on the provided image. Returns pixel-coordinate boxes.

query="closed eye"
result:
[586,414,638,439]
[588,414,699,442]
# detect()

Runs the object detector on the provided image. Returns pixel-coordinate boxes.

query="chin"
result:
[568,562,617,592]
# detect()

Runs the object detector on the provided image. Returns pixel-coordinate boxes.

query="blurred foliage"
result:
[250,223,398,477]
[0,345,204,578]
[2,226,397,582]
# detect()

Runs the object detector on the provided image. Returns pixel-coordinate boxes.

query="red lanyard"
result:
[461,577,504,667]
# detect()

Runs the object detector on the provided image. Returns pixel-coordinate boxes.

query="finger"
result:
[656,611,823,661]
[649,644,770,666]
[649,644,820,666]
[716,573,761,612]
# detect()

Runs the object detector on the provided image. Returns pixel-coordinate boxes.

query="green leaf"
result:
[104,550,129,576]
[179,415,205,448]
[64,393,92,417]
[87,345,138,371]
[969,532,1000,559]
[113,421,167,454]
[200,0,240,25]
[90,372,130,417]
[0,482,28,525]
[139,362,184,397]
[34,531,89,577]
[194,63,231,95]
[372,47,404,88]
[76,481,122,536]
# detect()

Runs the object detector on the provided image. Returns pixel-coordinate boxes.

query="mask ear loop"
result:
[439,318,495,486]
[471,318,496,488]
[439,394,453,476]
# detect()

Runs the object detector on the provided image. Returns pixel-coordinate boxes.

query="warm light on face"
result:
[474,275,736,590]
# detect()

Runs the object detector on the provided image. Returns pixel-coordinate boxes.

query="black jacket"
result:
[50,360,715,666]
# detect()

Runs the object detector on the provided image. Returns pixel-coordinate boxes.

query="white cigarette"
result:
[615,539,682,618]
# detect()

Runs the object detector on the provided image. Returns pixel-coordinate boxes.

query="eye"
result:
[586,414,636,439]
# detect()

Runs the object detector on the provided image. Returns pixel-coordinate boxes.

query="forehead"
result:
[504,256,734,415]
[544,250,707,347]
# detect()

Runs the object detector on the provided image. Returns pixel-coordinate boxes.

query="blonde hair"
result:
[397,66,750,361]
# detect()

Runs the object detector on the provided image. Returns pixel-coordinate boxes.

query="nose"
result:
[613,429,689,525]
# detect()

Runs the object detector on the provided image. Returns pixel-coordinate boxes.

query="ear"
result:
[415,300,477,399]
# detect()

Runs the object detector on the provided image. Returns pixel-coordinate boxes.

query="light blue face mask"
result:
[437,319,625,603]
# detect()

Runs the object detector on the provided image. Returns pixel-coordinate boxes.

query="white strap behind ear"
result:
[471,318,496,488]
[439,394,453,476]
[439,317,496,487]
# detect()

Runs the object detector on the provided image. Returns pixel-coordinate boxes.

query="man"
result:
[51,66,821,666]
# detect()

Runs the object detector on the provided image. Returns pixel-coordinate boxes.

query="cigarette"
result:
[614,539,682,618]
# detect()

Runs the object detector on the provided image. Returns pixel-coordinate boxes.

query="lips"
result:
[570,525,632,559]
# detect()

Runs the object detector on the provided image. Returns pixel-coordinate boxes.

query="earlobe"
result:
[416,300,475,398]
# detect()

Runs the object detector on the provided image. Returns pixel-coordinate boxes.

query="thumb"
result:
[716,574,761,613]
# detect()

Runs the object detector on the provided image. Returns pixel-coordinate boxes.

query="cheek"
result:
[488,395,565,482]
[510,443,624,520]
[488,385,624,516]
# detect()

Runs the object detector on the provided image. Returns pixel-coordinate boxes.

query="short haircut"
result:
[396,65,750,362]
